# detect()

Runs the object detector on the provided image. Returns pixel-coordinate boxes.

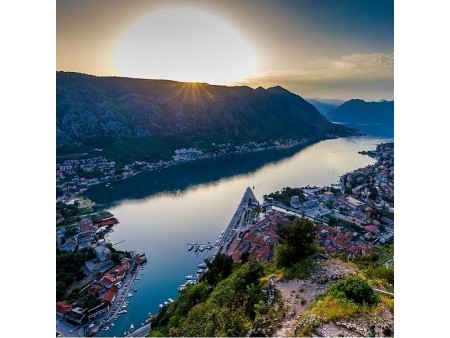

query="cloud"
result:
[235,52,394,100]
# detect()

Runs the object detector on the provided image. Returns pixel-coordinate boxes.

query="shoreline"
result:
[58,135,350,197]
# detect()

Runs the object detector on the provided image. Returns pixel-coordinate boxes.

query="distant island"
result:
[57,72,354,166]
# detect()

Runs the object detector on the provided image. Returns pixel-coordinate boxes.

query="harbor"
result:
[178,187,259,293]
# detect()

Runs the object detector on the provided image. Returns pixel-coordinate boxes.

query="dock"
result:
[215,187,258,256]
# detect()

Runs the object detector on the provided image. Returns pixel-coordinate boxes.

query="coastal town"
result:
[56,137,329,197]
[198,142,394,267]
[56,141,393,337]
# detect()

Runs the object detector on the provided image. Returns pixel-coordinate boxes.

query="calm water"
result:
[86,136,389,337]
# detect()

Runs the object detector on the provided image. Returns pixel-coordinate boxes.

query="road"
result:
[126,323,151,337]
[216,187,257,255]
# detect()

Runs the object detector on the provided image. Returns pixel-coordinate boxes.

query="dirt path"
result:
[274,257,358,337]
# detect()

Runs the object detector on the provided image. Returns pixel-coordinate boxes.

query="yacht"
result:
[130,323,135,332]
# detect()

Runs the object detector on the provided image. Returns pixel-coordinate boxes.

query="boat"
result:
[188,244,194,251]
[127,292,134,298]
[111,323,114,327]
[164,301,169,306]
[159,304,164,308]
[103,326,109,331]
[122,303,128,308]
[145,318,150,324]
[130,323,135,332]
[118,310,127,314]
[198,262,207,269]
[124,332,127,336]
[136,277,140,280]
[197,269,203,274]
[140,272,144,275]
[178,286,186,292]
[194,245,199,252]
[185,275,197,280]
[199,245,205,252]
[168,298,174,303]
[141,322,144,326]
[134,289,138,292]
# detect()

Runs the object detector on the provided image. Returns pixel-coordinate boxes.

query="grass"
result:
[304,295,362,322]
[379,295,394,313]
[281,257,317,281]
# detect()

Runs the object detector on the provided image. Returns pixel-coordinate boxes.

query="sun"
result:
[114,8,258,84]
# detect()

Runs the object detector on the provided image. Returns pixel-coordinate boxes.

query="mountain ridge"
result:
[56,72,353,162]
[324,99,394,137]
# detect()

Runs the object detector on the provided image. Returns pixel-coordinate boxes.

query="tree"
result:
[275,218,317,267]
[204,253,234,286]
[328,276,379,305]
[241,251,250,263]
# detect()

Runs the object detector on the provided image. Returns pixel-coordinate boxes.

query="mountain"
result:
[306,98,345,115]
[56,72,352,162]
[325,99,394,137]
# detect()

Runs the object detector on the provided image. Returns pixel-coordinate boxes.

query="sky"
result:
[57,0,393,101]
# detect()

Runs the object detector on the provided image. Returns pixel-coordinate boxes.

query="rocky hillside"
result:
[56,72,351,151]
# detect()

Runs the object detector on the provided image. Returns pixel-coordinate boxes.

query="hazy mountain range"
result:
[306,98,345,115]
[308,98,394,137]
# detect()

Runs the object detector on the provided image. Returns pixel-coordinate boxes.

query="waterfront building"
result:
[56,301,72,318]
[94,243,111,262]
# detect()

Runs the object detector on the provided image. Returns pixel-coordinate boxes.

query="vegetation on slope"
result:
[151,258,275,337]
[275,218,317,267]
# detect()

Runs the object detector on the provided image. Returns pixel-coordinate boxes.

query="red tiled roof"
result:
[230,251,242,262]
[243,233,257,242]
[56,301,72,315]
[88,284,104,295]
[102,288,118,303]
[364,225,379,233]
[95,218,118,227]
[114,267,125,277]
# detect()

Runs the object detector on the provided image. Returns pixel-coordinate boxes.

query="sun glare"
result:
[114,9,258,84]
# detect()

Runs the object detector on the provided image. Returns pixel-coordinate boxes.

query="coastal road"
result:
[216,187,257,255]
[126,323,151,337]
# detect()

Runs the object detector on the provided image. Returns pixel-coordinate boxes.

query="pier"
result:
[215,187,258,256]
